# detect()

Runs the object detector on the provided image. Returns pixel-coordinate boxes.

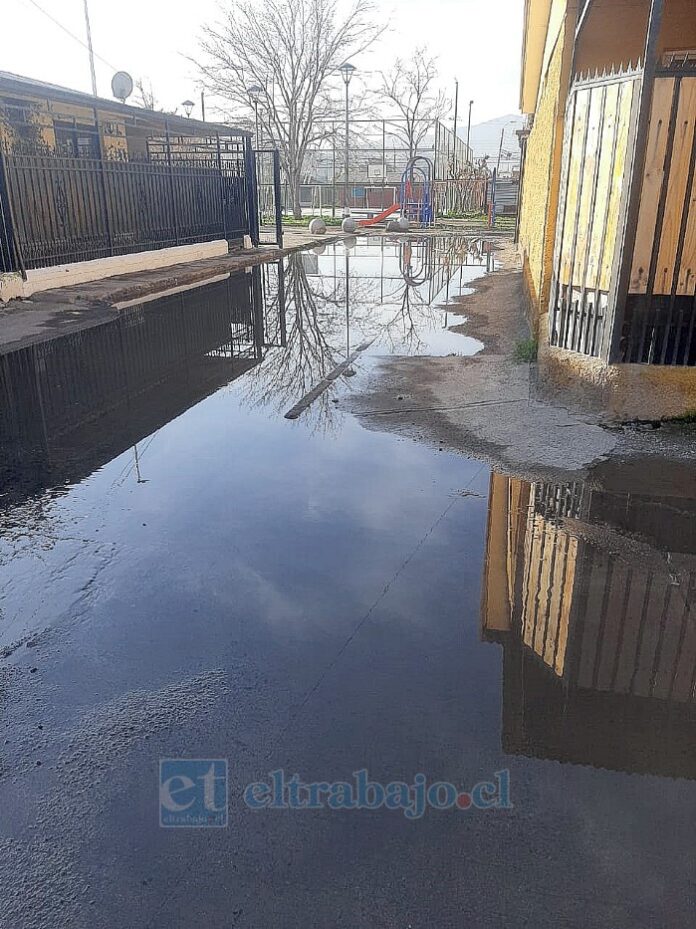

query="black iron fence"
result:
[254,148,283,246]
[0,139,258,273]
[0,269,268,489]
[619,295,696,365]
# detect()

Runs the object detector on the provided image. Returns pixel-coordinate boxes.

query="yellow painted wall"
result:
[0,91,129,155]
[540,0,568,100]
[518,10,576,323]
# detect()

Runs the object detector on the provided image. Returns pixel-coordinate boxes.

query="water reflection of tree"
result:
[238,253,348,433]
[239,235,487,430]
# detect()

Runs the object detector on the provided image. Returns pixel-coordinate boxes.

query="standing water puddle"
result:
[0,235,693,928]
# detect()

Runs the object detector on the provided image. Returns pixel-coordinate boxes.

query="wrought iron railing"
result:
[0,141,253,272]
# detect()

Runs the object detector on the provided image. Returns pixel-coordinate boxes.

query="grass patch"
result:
[282,215,344,228]
[442,209,486,220]
[513,338,538,363]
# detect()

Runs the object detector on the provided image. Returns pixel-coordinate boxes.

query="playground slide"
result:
[357,203,400,227]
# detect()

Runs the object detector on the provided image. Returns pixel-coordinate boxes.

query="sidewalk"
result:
[0,229,350,354]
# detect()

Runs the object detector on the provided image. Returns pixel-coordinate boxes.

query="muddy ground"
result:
[346,239,696,479]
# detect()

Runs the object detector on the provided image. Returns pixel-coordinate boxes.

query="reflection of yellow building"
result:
[482,468,696,777]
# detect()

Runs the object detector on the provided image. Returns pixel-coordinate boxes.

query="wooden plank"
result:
[550,92,578,325]
[543,531,566,669]
[553,536,577,677]
[560,90,591,286]
[652,597,689,699]
[670,580,696,701]
[676,78,696,295]
[573,86,604,286]
[600,79,637,291]
[654,79,696,294]
[596,562,631,691]
[533,523,556,660]
[577,550,609,690]
[613,573,650,693]
[521,514,539,648]
[629,78,677,293]
[586,82,621,292]
[632,574,670,697]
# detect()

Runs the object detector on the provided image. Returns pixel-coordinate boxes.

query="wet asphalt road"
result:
[0,238,695,927]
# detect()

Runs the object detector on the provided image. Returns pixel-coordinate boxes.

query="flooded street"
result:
[0,237,695,927]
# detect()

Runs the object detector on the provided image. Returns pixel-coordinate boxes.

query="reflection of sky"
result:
[304,236,489,357]
[237,235,490,432]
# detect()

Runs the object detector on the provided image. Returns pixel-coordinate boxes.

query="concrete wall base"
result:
[538,313,696,420]
[0,240,230,302]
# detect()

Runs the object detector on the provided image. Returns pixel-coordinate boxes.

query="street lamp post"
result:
[248,84,263,148]
[466,100,474,162]
[182,99,195,118]
[339,62,356,217]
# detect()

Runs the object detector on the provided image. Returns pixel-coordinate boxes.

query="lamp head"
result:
[339,62,356,86]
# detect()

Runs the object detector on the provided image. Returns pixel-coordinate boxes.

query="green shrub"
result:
[513,338,538,363]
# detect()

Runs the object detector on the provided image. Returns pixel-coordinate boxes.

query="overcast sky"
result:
[6,0,523,125]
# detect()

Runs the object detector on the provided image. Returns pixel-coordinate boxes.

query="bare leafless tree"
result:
[195,0,383,218]
[134,79,159,111]
[380,49,450,162]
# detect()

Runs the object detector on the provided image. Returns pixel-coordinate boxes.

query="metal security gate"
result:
[253,149,283,247]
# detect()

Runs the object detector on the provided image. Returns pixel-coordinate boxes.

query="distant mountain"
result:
[460,114,525,173]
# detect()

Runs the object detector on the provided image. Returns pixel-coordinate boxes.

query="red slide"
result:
[357,203,400,227]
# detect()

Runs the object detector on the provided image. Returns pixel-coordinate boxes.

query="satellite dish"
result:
[111,71,134,103]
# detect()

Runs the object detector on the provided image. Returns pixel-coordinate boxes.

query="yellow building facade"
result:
[517,0,696,415]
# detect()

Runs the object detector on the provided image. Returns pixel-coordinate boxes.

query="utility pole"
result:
[200,90,206,122]
[452,79,459,171]
[497,126,505,175]
[466,100,474,162]
[83,0,98,96]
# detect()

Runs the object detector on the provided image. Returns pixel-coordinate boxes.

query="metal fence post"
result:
[433,121,439,182]
[332,121,337,218]
[244,138,260,247]
[93,107,114,257]
[216,133,229,243]
[277,259,287,347]
[164,120,180,246]
[273,149,283,248]
[0,144,26,276]
[382,120,386,208]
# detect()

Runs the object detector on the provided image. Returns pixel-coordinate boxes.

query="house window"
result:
[53,121,99,158]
